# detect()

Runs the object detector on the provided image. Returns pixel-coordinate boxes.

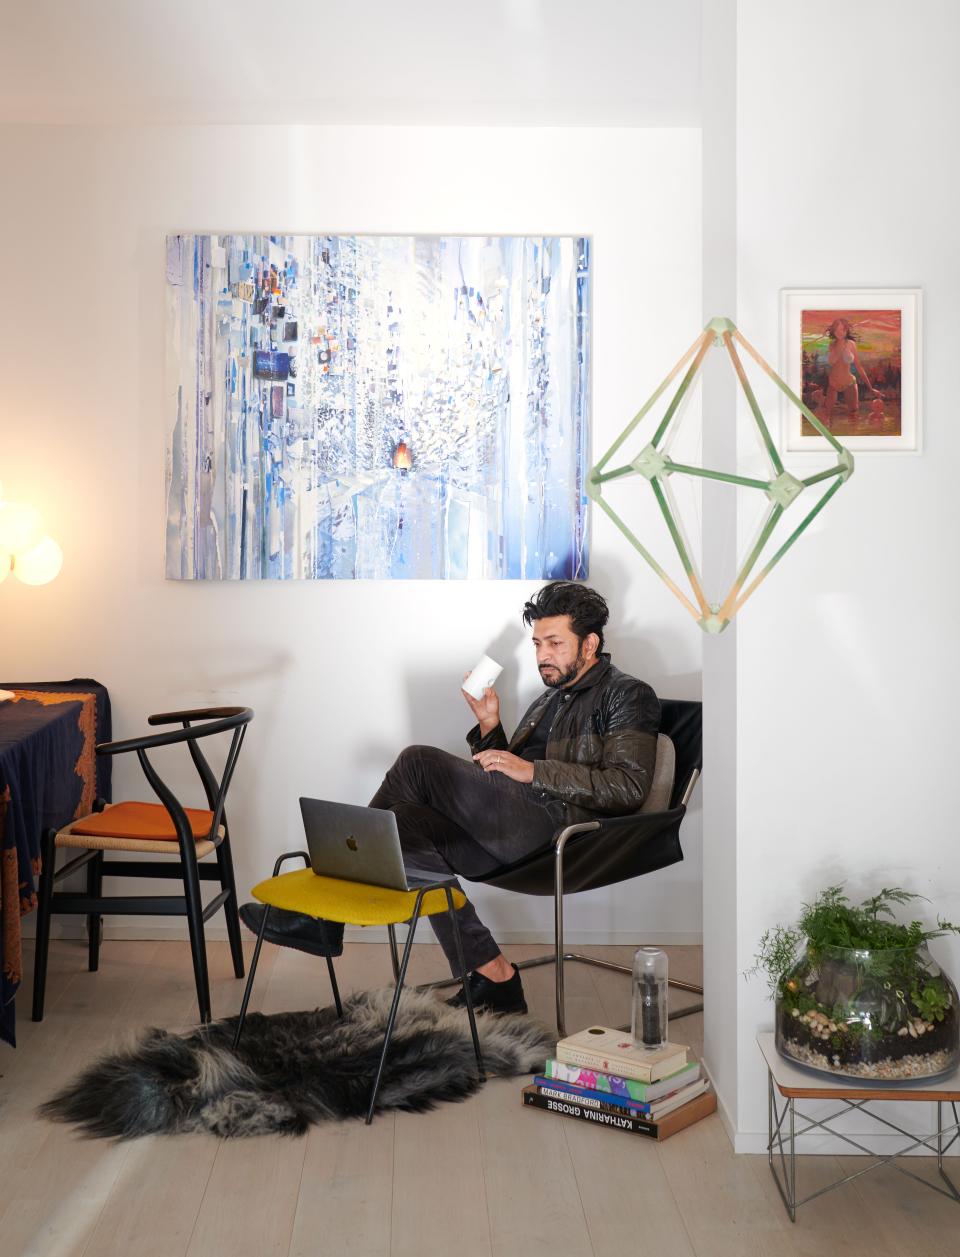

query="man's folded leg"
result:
[426,896,528,1015]
[371,745,560,866]
[385,798,532,1014]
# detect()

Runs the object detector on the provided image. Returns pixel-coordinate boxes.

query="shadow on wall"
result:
[587,552,703,701]
[401,620,528,756]
[143,646,295,711]
[119,647,293,787]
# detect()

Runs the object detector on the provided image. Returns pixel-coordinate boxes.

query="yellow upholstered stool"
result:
[252,866,467,925]
[232,850,485,1123]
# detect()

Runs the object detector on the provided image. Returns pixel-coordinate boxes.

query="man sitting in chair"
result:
[368,581,661,1015]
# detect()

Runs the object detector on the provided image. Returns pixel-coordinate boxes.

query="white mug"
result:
[462,654,503,700]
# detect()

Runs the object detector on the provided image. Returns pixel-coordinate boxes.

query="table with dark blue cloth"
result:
[0,680,111,1046]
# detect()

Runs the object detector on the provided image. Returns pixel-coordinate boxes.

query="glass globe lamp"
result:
[0,486,64,701]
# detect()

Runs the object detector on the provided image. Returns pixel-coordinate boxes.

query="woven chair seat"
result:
[57,801,223,856]
[56,830,218,856]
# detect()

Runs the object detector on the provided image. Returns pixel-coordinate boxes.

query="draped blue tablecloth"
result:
[0,681,111,1046]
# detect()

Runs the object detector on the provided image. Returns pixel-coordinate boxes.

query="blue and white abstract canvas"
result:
[165,234,590,580]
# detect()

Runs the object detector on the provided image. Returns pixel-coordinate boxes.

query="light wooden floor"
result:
[2,939,959,1257]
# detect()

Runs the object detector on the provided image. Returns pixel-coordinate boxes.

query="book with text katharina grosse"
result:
[522,1084,716,1140]
[555,1026,687,1083]
[533,1076,710,1119]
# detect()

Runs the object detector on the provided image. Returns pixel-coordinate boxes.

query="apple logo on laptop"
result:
[346,836,358,851]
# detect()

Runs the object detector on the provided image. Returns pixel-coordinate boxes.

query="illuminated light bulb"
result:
[0,502,41,554]
[13,536,63,586]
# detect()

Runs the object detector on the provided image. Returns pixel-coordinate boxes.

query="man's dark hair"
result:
[521,582,609,652]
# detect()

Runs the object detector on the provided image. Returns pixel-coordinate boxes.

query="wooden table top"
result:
[758,1032,960,1101]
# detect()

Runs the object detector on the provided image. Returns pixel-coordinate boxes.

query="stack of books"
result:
[522,1025,716,1140]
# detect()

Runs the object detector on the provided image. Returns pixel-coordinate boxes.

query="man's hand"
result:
[472,749,535,784]
[462,676,501,736]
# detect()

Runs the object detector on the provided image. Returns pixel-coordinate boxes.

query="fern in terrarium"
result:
[751,886,960,1080]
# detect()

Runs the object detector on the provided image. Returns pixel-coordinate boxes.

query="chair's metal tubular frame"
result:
[232,850,338,1041]
[418,767,704,1037]
[233,854,484,1125]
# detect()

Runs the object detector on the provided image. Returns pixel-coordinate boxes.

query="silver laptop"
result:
[299,797,415,891]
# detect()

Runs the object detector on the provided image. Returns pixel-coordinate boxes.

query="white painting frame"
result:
[780,287,922,454]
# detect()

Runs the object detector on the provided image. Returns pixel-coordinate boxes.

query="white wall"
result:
[699,0,740,1138]
[729,0,960,1149]
[1,125,704,953]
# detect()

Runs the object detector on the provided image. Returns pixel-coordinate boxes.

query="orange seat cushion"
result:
[70,801,216,842]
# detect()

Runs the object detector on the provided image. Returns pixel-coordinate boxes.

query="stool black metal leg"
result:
[445,886,484,1081]
[233,905,271,1050]
[86,850,103,972]
[387,924,400,982]
[326,955,343,1018]
[31,828,58,1022]
[365,906,422,1125]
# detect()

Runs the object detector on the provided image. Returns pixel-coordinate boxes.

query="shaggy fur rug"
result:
[41,988,551,1139]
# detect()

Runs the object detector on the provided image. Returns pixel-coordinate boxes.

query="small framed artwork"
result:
[780,288,922,452]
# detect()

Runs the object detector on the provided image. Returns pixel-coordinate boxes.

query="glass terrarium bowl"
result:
[775,943,960,1082]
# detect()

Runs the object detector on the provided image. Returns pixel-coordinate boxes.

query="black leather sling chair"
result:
[417,699,702,1036]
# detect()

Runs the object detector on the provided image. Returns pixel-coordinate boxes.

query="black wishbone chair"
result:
[418,699,702,1036]
[32,706,253,1025]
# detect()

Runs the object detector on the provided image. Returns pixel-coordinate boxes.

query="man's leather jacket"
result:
[466,654,660,823]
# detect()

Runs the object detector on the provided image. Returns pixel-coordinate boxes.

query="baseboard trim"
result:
[734,1129,958,1157]
[698,1055,735,1150]
[32,923,703,947]
[342,927,704,946]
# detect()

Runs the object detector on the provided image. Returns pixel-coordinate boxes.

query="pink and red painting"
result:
[781,289,921,453]
[800,308,901,438]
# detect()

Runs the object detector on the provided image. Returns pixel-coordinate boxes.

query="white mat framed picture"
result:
[780,288,922,453]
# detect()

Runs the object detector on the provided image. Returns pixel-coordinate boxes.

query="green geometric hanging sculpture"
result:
[587,317,854,634]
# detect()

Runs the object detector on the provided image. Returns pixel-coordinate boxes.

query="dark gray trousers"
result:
[369,745,561,973]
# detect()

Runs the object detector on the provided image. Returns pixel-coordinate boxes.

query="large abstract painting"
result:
[165,234,590,579]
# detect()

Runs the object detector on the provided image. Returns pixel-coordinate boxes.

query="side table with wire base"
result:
[759,1032,960,1222]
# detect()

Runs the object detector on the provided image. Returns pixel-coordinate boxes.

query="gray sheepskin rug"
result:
[41,987,551,1139]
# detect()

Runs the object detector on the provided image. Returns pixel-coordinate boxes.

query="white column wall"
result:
[699,0,740,1136]
[731,0,960,1149]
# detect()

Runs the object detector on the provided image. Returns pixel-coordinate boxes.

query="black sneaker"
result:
[239,902,345,958]
[445,964,528,1015]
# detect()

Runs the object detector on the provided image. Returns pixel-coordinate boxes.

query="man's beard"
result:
[539,647,586,690]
